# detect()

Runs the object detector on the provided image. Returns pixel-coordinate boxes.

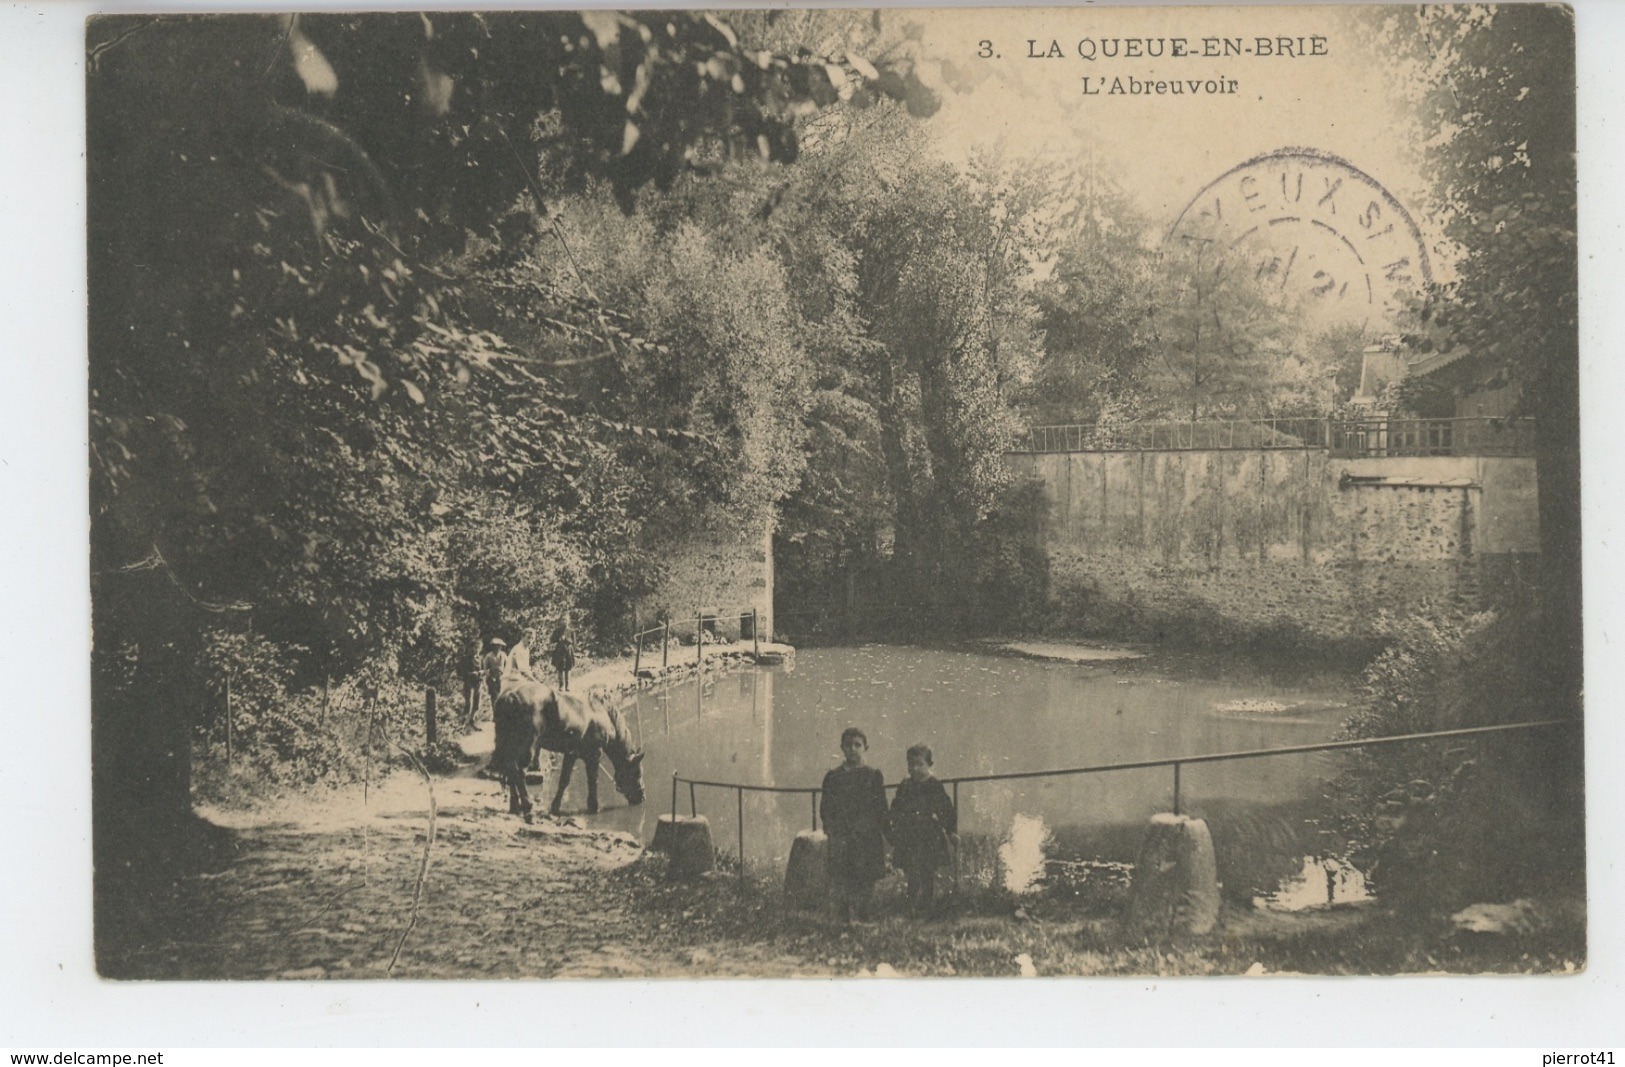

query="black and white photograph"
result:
[74,1,1589,994]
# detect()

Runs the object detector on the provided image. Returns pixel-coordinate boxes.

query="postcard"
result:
[77,1,1586,1002]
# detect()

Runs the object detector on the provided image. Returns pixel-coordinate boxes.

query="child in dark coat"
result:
[889,743,957,915]
[549,625,575,691]
[820,727,888,922]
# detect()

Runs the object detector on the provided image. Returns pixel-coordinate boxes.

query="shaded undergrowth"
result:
[617,849,1584,978]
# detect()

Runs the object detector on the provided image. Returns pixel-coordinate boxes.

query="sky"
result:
[887,4,1451,335]
[912,6,1426,234]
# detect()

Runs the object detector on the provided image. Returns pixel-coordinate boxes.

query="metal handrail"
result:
[670,717,1577,879]
[672,777,823,794]
[937,718,1574,786]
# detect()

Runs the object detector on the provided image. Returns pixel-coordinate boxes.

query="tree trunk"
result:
[91,566,217,975]
[1533,332,1582,718]
[874,354,921,609]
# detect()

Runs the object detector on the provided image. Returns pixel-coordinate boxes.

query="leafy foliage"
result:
[562,102,1056,634]
[843,148,1044,618]
[1383,5,1576,395]
[1144,228,1305,421]
[86,11,953,908]
[1014,153,1387,426]
[1373,4,1579,704]
[1311,6,1584,915]
[1330,607,1583,910]
[1298,322,1371,414]
[1020,165,1159,425]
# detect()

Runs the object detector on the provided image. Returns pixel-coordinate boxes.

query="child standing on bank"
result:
[819,727,889,923]
[889,743,957,916]
[549,624,575,691]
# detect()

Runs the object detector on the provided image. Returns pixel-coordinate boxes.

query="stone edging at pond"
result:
[455,641,795,762]
[585,640,796,703]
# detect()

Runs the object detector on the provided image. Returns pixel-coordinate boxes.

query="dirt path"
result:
[106,644,834,980]
[103,762,841,979]
[111,761,1375,981]
[106,739,1576,980]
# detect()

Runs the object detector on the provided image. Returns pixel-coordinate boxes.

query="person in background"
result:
[460,639,484,728]
[550,624,576,691]
[480,637,508,715]
[888,743,957,916]
[819,727,888,923]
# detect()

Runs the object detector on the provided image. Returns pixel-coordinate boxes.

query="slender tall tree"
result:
[1380,5,1579,710]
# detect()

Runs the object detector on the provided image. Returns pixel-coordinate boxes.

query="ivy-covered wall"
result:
[1006,449,1538,642]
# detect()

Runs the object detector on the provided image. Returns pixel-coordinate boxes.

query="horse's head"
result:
[592,690,646,806]
[613,749,646,807]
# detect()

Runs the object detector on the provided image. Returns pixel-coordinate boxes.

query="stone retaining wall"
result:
[1006,449,1538,641]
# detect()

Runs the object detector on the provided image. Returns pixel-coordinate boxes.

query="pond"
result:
[589,644,1359,903]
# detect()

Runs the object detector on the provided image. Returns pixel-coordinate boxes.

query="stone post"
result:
[1127,813,1221,936]
[652,815,715,880]
[784,830,830,908]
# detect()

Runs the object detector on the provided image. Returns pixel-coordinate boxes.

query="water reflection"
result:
[999,814,1051,894]
[1259,855,1371,911]
[583,646,1351,895]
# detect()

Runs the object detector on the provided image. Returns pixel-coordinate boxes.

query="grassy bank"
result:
[619,850,1585,977]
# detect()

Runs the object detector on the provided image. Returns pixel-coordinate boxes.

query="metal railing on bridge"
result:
[1328,416,1535,458]
[671,717,1576,882]
[1018,417,1535,458]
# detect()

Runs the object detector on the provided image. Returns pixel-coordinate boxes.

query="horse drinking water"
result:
[492,654,645,821]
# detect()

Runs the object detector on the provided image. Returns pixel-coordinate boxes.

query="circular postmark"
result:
[1165,147,1431,327]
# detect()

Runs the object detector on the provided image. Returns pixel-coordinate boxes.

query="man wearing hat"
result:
[480,637,508,719]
